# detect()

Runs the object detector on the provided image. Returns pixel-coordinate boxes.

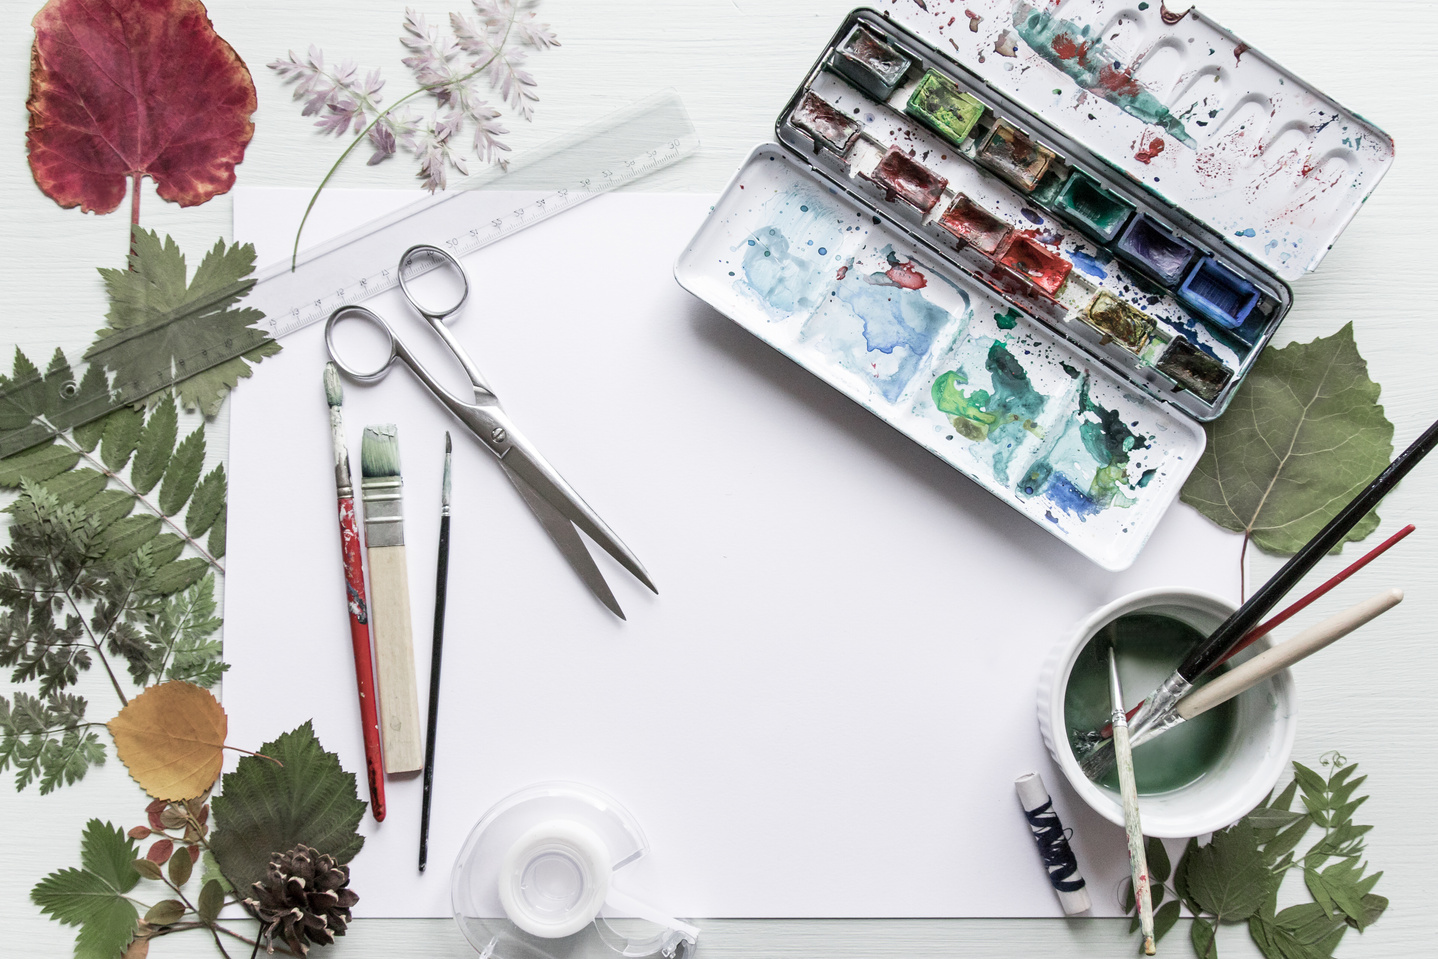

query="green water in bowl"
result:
[1064,612,1238,794]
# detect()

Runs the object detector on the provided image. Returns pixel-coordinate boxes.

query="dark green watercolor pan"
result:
[1055,170,1135,243]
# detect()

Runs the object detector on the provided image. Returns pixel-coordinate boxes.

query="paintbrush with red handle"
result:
[325,362,386,821]
[1100,522,1415,737]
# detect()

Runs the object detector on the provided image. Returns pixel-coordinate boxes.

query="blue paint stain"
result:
[1042,473,1102,519]
[1070,250,1109,280]
[1021,208,1044,225]
[1235,228,1257,238]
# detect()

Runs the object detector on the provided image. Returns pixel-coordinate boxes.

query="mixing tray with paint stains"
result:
[675,6,1391,569]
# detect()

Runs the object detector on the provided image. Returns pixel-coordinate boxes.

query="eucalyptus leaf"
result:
[1180,323,1394,555]
[209,721,365,896]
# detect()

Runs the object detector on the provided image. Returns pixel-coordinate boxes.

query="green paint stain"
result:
[994,307,1021,330]
[1064,613,1238,794]
[931,341,1048,481]
[1013,7,1195,147]
[1138,1,1148,8]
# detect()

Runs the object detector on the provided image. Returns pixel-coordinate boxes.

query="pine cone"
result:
[242,844,359,956]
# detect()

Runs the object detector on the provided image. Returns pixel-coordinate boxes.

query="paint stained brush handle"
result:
[338,496,386,821]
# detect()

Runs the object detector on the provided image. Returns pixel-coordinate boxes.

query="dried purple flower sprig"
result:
[269,0,558,266]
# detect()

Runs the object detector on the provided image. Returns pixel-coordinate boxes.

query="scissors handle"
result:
[398,244,495,400]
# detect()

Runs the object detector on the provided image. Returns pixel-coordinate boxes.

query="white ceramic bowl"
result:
[1037,587,1297,838]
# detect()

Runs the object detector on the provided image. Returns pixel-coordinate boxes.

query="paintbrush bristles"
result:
[361,424,402,478]
[324,364,353,495]
[323,362,344,407]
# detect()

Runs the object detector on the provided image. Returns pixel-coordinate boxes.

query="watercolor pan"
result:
[791,91,861,155]
[939,194,1011,254]
[997,234,1072,297]
[1177,258,1261,330]
[868,146,948,214]
[907,70,986,145]
[1156,339,1234,403]
[1084,291,1156,354]
[1115,215,1197,288]
[679,8,1391,568]
[1055,170,1134,243]
[975,119,1056,193]
[828,23,910,100]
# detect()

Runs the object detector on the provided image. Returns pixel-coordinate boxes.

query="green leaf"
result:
[167,847,192,886]
[1120,876,1135,914]
[1146,835,1171,884]
[1263,816,1314,867]
[86,490,137,529]
[1154,899,1181,944]
[150,576,225,688]
[129,393,177,495]
[87,231,280,417]
[144,899,185,925]
[73,419,106,454]
[131,859,163,881]
[146,558,209,596]
[197,878,224,924]
[99,515,163,565]
[41,469,108,507]
[147,533,185,569]
[31,821,140,959]
[1180,323,1394,554]
[1191,916,1218,959]
[1179,821,1273,921]
[99,407,143,472]
[207,504,226,559]
[209,721,366,897]
[1244,806,1307,830]
[1348,893,1388,931]
[157,428,204,517]
[0,441,81,487]
[185,466,225,539]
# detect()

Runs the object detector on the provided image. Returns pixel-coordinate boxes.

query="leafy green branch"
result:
[1121,753,1386,959]
[0,477,226,793]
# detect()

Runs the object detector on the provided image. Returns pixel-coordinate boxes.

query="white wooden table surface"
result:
[1,1,1434,957]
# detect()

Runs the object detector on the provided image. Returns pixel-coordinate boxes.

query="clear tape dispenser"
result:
[451,782,699,959]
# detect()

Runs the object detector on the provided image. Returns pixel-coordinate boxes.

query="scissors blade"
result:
[500,464,626,620]
[500,437,658,596]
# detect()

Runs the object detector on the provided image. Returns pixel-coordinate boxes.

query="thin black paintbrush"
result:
[418,432,452,872]
[1080,413,1438,780]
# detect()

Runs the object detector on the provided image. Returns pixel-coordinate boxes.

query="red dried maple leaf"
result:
[26,0,257,221]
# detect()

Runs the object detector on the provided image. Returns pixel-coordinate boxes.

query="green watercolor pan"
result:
[675,7,1392,569]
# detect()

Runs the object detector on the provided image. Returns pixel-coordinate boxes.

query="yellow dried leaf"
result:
[109,681,227,800]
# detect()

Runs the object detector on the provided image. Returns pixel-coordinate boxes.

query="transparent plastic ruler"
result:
[0,90,697,459]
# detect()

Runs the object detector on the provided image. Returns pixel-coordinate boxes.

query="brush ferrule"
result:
[330,408,353,493]
[361,475,406,547]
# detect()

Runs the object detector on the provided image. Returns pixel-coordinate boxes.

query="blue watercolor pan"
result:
[1115,215,1197,288]
[1177,258,1261,330]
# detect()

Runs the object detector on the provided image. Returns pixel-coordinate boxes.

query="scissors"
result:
[325,244,656,619]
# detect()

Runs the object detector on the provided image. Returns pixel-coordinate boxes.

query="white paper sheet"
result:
[226,188,1244,919]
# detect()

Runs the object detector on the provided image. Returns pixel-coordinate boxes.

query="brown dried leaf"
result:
[108,681,227,801]
[123,929,151,959]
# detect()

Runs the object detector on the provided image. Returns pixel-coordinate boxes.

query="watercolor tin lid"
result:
[902,0,1393,283]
